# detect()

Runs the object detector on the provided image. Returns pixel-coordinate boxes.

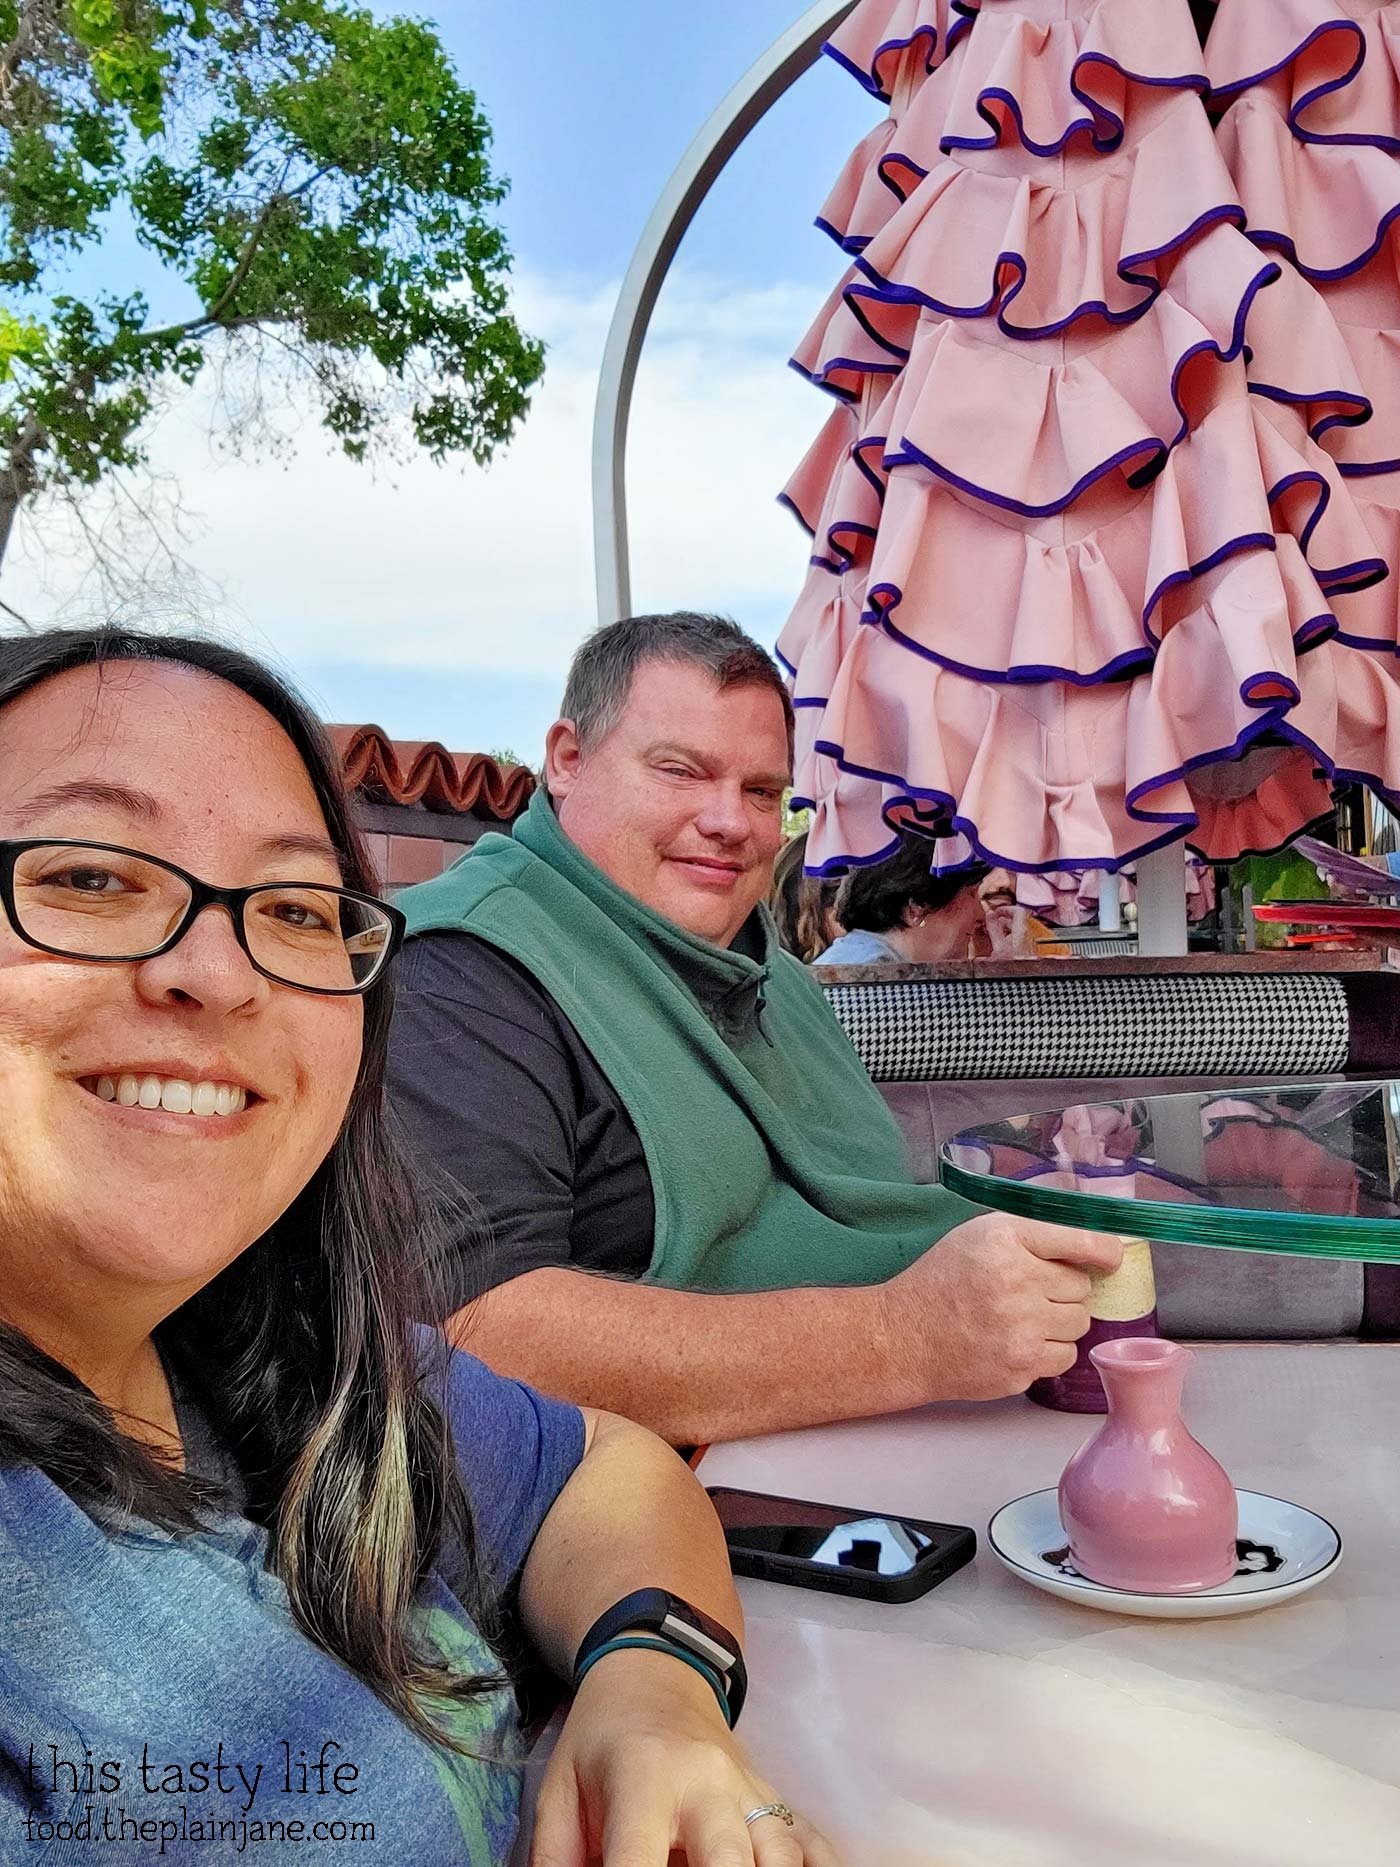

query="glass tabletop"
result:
[939,1081,1400,1260]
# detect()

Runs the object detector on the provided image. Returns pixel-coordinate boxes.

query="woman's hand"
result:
[529,1648,839,1867]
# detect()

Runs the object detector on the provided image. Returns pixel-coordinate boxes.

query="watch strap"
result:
[573,1636,733,1727]
[573,1589,747,1723]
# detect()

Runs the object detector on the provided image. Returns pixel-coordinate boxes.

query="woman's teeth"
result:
[83,1075,249,1117]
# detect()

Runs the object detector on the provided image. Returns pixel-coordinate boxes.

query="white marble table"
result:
[691,1344,1400,1867]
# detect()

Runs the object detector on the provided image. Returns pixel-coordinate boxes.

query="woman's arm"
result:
[518,1408,740,1670]
[518,1409,835,1867]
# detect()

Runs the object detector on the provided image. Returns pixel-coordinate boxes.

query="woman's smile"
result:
[76,1070,258,1120]
[0,660,363,1306]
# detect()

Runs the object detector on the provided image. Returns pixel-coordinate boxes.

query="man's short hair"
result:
[561,612,795,765]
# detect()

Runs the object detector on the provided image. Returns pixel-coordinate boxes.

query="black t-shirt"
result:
[387,931,655,1307]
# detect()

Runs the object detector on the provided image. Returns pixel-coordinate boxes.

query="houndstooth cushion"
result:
[823,975,1350,1082]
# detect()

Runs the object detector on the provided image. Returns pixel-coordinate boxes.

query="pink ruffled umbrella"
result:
[1017,858,1216,928]
[780,0,1400,883]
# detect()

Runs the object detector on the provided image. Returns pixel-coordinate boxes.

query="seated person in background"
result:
[815,842,1063,966]
[769,829,841,962]
[0,627,825,1867]
[387,611,1118,1447]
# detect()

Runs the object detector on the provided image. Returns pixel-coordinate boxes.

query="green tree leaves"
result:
[0,0,544,567]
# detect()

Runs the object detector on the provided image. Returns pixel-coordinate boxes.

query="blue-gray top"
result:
[0,1342,583,1864]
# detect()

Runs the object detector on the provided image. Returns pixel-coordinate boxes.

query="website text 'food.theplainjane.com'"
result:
[19,1741,375,1853]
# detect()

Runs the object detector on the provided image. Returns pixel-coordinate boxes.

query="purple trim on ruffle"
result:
[927,847,984,879]
[1119,204,1248,277]
[878,153,927,205]
[787,356,857,406]
[1069,58,1208,150]
[853,434,891,503]
[822,13,959,105]
[802,832,905,880]
[1304,480,1338,568]
[1142,533,1278,639]
[788,352,898,402]
[802,730,1195,875]
[1121,711,1317,830]
[794,684,1400,876]
[1311,408,1372,443]
[776,490,815,538]
[810,517,880,576]
[1248,200,1400,284]
[868,596,1154,685]
[940,62,1207,163]
[821,40,918,102]
[1274,465,1326,560]
[815,216,872,257]
[791,290,914,404]
[849,202,1246,342]
[1240,671,1303,708]
[1297,127,1400,157]
[1246,379,1372,446]
[940,90,1099,160]
[856,537,1334,689]
[1264,468,1388,593]
[1209,21,1362,107]
[810,156,925,257]
[832,518,881,556]
[877,254,1276,522]
[782,435,893,573]
[886,431,1164,519]
[1209,21,1390,152]
[1296,613,1339,653]
[1340,456,1400,478]
[846,284,916,361]
[1330,624,1400,653]
[1319,558,1389,595]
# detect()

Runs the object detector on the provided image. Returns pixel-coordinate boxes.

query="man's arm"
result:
[452,1214,1124,1445]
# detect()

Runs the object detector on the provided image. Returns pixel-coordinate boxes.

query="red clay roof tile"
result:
[329,724,536,821]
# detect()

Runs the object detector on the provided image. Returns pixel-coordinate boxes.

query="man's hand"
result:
[875,1215,1125,1406]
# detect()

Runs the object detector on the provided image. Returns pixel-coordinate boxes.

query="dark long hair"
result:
[0,626,501,1749]
[835,836,989,934]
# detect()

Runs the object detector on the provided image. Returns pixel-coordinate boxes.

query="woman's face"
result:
[898,879,987,962]
[0,661,364,1337]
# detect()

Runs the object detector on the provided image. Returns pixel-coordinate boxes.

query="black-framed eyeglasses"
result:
[0,840,405,997]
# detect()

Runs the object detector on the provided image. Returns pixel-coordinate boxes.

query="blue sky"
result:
[3,2,875,761]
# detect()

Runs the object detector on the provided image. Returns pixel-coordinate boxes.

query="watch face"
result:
[660,1606,738,1675]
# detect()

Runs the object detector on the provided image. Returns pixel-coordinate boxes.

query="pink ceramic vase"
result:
[1058,1338,1239,1593]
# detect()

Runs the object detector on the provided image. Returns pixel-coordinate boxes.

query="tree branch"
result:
[204,189,287,325]
[0,0,58,110]
[0,591,36,631]
[140,191,293,352]
[2,410,47,499]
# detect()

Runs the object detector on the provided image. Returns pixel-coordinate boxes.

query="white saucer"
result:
[987,1489,1342,1619]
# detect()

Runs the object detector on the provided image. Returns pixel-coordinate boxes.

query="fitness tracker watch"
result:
[572,1588,748,1724]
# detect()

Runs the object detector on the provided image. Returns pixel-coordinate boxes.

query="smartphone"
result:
[706,1485,976,1604]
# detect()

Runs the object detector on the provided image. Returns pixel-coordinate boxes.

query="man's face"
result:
[546,659,792,947]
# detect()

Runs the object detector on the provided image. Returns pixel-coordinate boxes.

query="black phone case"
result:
[707,1487,977,1604]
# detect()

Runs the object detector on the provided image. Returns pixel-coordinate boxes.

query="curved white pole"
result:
[592,0,856,625]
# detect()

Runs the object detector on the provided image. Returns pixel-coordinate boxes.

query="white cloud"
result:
[1,267,823,677]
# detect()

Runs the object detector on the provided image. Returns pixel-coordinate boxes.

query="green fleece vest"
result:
[397,792,976,1293]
